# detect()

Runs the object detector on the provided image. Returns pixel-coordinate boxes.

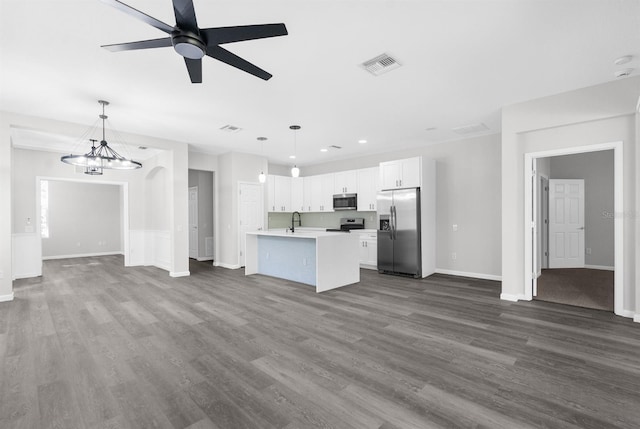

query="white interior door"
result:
[549,179,585,268]
[239,182,264,267]
[188,186,198,259]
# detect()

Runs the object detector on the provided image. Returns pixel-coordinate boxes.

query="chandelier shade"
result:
[60,100,142,174]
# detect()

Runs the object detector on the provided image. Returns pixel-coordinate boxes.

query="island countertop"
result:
[245,229,360,292]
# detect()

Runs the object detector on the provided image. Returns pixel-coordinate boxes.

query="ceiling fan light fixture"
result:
[172,32,206,59]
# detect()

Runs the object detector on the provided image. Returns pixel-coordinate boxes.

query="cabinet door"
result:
[400,157,421,188]
[274,175,292,212]
[357,167,379,211]
[309,175,323,212]
[320,174,335,211]
[303,177,313,212]
[380,161,401,190]
[291,177,304,212]
[267,175,276,212]
[365,238,377,266]
[334,170,357,194]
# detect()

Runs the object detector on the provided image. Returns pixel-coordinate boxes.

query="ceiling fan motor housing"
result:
[171,30,205,59]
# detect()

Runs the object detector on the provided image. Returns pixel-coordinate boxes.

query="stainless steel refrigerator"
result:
[377,188,422,277]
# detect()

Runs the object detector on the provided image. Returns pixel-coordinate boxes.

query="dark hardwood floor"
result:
[2,255,639,428]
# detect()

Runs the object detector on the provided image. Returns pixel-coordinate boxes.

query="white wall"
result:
[216,152,266,268]
[549,150,614,268]
[501,76,639,319]
[0,112,12,300]
[43,180,122,258]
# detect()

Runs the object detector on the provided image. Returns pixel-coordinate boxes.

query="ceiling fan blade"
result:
[100,0,174,34]
[101,38,172,52]
[184,58,202,83]
[206,45,272,80]
[201,23,288,45]
[172,0,199,33]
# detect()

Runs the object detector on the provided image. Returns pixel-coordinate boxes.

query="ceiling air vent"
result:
[452,123,489,135]
[219,124,242,133]
[361,53,401,76]
[329,145,342,149]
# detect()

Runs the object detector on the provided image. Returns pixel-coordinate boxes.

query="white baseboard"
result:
[584,264,615,271]
[214,262,241,269]
[42,251,123,260]
[13,272,41,280]
[435,268,502,282]
[360,264,377,270]
[0,293,14,303]
[196,257,214,262]
[500,293,527,302]
[170,271,190,278]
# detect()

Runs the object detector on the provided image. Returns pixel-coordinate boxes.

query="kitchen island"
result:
[245,230,360,292]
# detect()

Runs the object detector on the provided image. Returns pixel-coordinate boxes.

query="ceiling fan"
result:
[99,0,288,83]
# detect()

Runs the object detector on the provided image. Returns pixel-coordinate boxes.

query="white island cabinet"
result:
[245,230,360,292]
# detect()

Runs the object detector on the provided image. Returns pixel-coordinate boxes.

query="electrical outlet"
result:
[451,252,457,260]
[586,248,592,255]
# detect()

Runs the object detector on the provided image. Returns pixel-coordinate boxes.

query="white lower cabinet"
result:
[358,232,377,269]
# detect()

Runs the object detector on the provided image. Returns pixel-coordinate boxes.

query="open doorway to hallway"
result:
[188,169,215,262]
[533,150,614,312]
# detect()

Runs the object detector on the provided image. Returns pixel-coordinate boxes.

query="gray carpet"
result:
[535,268,614,312]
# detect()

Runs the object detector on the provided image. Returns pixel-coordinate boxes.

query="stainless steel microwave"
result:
[333,193,357,210]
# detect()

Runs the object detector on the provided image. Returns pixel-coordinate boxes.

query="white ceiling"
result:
[1,0,639,167]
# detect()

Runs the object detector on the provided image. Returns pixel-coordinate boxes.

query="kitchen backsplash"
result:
[268,211,377,229]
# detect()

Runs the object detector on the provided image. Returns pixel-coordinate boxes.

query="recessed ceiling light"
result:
[289,155,296,159]
[358,139,367,144]
[614,68,634,78]
[614,55,632,66]
[320,148,328,152]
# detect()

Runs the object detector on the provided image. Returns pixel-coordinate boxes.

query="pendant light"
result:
[61,100,142,174]
[257,136,267,183]
[289,125,301,178]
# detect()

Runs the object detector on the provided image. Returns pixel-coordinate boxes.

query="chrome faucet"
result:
[291,211,301,233]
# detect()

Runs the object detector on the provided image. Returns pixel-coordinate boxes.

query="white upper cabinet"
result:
[320,174,335,212]
[303,177,313,213]
[379,157,421,190]
[357,167,379,211]
[267,175,276,212]
[267,175,292,212]
[291,177,305,212]
[333,170,357,194]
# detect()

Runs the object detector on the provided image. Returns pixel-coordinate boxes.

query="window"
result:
[41,180,49,238]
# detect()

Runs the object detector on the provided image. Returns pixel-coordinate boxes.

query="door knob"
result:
[577,227,584,230]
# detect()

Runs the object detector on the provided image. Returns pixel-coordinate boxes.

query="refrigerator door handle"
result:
[391,205,396,240]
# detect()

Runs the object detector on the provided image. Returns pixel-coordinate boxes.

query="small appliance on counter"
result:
[326,217,365,232]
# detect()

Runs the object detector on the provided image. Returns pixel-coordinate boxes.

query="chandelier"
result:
[61,100,142,175]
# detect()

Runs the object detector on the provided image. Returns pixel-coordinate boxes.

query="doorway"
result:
[35,177,130,272]
[188,170,215,262]
[525,142,623,315]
